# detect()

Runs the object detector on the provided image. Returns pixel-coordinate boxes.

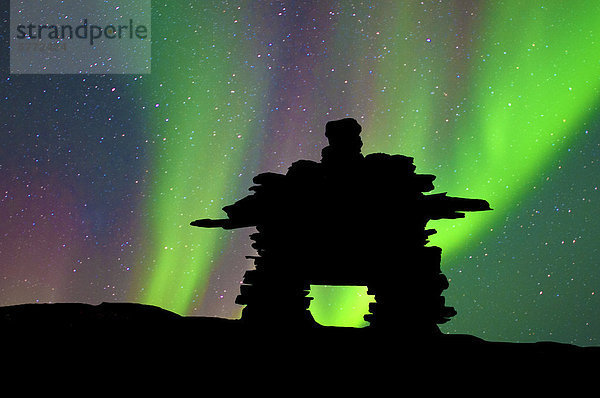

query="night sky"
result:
[2,1,600,346]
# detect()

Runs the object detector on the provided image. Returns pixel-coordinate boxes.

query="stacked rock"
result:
[191,118,491,335]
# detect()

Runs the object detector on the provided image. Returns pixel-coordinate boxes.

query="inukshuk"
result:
[192,118,491,335]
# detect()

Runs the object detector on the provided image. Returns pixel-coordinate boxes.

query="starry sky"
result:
[1,1,600,346]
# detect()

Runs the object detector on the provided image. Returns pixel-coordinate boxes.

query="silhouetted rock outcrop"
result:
[3,118,596,373]
[1,301,597,369]
[0,301,181,325]
[192,118,491,336]
[0,119,600,380]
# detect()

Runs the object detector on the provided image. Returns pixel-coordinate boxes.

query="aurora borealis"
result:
[2,1,600,345]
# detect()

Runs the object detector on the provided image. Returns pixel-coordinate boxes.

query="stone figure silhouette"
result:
[191,118,491,337]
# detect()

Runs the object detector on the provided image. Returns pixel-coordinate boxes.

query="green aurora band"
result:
[139,5,265,315]
[139,1,600,328]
